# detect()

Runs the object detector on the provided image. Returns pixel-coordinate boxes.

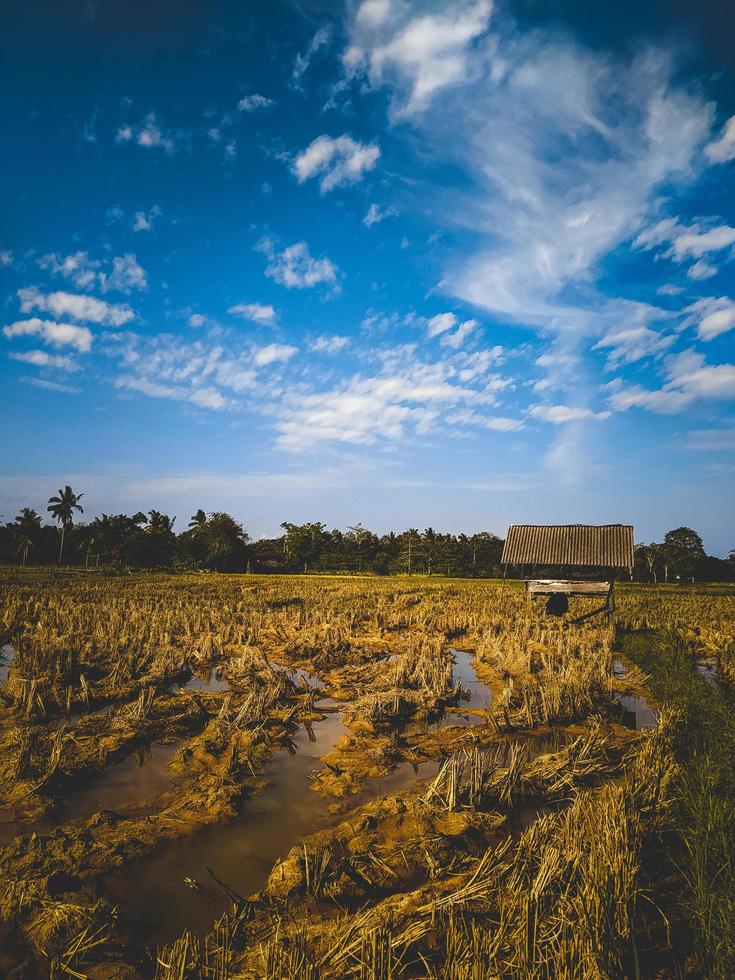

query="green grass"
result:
[621,628,735,978]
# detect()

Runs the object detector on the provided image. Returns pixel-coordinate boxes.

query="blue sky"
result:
[1,0,734,553]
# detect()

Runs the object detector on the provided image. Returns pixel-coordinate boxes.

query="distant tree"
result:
[188,509,207,530]
[663,527,706,581]
[16,535,33,566]
[198,513,249,571]
[47,486,84,565]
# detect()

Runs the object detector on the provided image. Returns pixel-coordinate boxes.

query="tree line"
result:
[1,485,734,581]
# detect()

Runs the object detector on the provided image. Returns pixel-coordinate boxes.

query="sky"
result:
[1,0,734,553]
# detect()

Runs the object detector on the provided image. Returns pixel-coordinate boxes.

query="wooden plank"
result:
[525,580,611,596]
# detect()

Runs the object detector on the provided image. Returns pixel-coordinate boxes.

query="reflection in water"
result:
[0,644,15,686]
[451,648,492,712]
[104,710,349,944]
[60,741,180,824]
[696,661,718,686]
[178,669,229,692]
[617,694,658,729]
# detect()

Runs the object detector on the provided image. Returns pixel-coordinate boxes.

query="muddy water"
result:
[177,668,229,692]
[451,648,492,711]
[104,708,348,943]
[99,650,536,947]
[0,644,15,686]
[59,740,180,824]
[617,694,658,729]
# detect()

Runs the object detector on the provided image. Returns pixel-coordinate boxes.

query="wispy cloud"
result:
[345,0,492,119]
[705,114,735,164]
[237,93,274,112]
[228,302,277,325]
[39,251,147,293]
[608,350,735,414]
[293,134,380,193]
[3,317,93,352]
[363,202,397,226]
[253,343,298,367]
[116,111,183,154]
[592,326,673,369]
[9,350,79,371]
[683,296,735,341]
[310,335,350,354]
[258,239,339,291]
[18,287,134,326]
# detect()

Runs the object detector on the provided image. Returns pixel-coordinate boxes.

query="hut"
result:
[501,524,634,619]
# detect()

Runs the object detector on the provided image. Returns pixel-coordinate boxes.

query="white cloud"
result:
[238,94,274,112]
[228,302,277,324]
[446,408,523,431]
[0,250,14,266]
[426,312,457,337]
[293,25,332,85]
[275,348,515,451]
[117,112,180,154]
[132,207,160,232]
[39,251,100,290]
[687,259,717,281]
[293,134,380,193]
[103,254,147,293]
[18,287,134,326]
[189,314,207,328]
[310,335,350,354]
[26,378,80,394]
[592,326,673,369]
[9,350,79,371]
[38,251,147,293]
[705,114,735,164]
[608,350,735,414]
[253,343,298,367]
[109,334,261,411]
[345,0,492,118]
[356,0,392,28]
[259,239,338,290]
[440,318,478,348]
[363,202,397,226]
[683,296,735,341]
[634,216,735,280]
[529,404,611,423]
[3,317,93,352]
[455,347,504,381]
[346,5,715,385]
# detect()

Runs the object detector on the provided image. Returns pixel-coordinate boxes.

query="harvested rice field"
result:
[1,569,735,978]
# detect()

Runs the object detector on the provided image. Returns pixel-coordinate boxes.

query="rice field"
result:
[1,569,734,978]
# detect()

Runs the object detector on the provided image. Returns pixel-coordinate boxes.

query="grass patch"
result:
[621,628,735,978]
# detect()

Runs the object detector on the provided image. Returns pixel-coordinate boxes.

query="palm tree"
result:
[188,509,207,531]
[16,535,33,566]
[14,508,42,567]
[47,485,84,565]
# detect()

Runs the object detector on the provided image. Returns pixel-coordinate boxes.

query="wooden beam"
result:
[525,579,612,597]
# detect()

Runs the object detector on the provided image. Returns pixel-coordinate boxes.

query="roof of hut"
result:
[501,524,634,569]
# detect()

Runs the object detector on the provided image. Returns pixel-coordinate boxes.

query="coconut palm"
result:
[188,509,207,531]
[16,535,33,566]
[47,485,84,565]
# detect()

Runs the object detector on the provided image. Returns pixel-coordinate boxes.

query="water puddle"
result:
[0,809,20,847]
[177,669,229,692]
[696,660,718,686]
[617,694,658,730]
[58,741,180,825]
[0,645,15,686]
[287,666,326,690]
[451,648,492,712]
[103,709,348,944]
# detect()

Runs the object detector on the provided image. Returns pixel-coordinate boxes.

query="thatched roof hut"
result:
[501,524,634,573]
